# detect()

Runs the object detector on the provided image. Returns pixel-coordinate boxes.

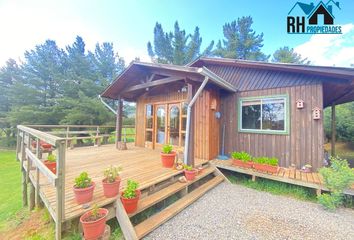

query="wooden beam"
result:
[186,84,195,167]
[122,76,184,93]
[331,103,336,157]
[115,199,138,240]
[115,97,124,149]
[56,140,66,240]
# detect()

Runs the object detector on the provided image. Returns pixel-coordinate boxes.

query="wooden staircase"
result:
[116,164,225,240]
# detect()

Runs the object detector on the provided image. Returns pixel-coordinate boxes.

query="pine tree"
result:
[272,46,310,64]
[147,21,214,65]
[213,16,269,61]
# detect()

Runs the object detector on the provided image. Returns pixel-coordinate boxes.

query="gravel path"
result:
[145,182,354,240]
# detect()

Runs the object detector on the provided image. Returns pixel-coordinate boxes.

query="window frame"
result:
[238,94,290,135]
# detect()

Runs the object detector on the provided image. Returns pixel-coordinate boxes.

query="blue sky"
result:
[0,0,353,66]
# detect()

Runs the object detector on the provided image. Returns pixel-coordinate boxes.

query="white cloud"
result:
[295,23,354,67]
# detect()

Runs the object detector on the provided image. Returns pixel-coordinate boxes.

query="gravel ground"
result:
[145,182,354,240]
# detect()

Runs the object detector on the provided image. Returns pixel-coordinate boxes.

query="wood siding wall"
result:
[193,88,220,160]
[135,87,220,160]
[220,84,324,170]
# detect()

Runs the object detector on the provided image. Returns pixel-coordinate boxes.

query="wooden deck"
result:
[24,144,207,222]
[211,159,354,195]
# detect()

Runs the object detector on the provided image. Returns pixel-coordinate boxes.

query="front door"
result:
[167,104,180,146]
[155,105,167,148]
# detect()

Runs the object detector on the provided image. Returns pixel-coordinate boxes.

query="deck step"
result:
[134,175,224,239]
[129,166,216,217]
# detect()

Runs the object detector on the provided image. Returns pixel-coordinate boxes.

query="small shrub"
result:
[47,154,56,162]
[74,172,92,188]
[318,156,354,210]
[103,165,122,183]
[317,192,343,210]
[162,144,173,154]
[122,180,139,199]
[231,151,252,162]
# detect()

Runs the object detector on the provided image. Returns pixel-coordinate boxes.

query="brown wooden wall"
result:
[135,86,220,161]
[193,87,220,160]
[220,84,324,170]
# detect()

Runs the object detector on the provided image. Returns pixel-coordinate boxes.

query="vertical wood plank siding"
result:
[220,84,324,170]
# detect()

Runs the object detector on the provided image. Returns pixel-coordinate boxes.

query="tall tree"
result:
[272,46,310,64]
[213,16,269,61]
[147,21,214,65]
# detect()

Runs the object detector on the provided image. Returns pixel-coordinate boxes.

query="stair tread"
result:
[129,167,216,217]
[134,175,224,239]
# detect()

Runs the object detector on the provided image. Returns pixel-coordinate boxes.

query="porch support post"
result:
[115,97,124,150]
[184,77,209,167]
[331,103,336,157]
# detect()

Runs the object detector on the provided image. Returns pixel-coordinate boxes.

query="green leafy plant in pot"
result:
[253,157,279,174]
[231,151,253,168]
[80,204,108,240]
[120,179,140,214]
[184,164,197,181]
[73,172,95,204]
[102,165,122,198]
[160,144,176,168]
[44,154,57,174]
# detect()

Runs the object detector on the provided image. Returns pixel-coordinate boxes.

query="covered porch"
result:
[101,61,236,166]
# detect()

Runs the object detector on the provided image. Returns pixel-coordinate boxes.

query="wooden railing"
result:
[16,124,135,240]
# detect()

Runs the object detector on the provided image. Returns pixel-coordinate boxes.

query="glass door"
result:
[155,105,167,147]
[168,104,180,146]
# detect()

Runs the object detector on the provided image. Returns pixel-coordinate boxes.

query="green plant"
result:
[47,154,56,162]
[103,165,122,183]
[231,151,252,162]
[318,157,354,210]
[91,204,99,219]
[267,157,279,166]
[74,172,92,188]
[253,157,267,164]
[184,164,193,171]
[122,180,139,199]
[162,144,173,154]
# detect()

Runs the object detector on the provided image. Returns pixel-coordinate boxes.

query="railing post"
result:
[66,126,69,149]
[26,134,31,183]
[16,129,20,161]
[56,140,66,240]
[20,130,28,207]
[35,138,41,208]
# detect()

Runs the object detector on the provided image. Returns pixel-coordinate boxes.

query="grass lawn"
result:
[0,150,22,231]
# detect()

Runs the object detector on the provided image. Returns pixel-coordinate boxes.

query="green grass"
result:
[225,171,317,202]
[0,150,22,230]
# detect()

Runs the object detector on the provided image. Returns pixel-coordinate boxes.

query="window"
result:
[239,95,288,134]
[145,104,153,142]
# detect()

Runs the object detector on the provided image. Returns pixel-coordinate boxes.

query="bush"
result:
[318,157,354,210]
[0,137,16,149]
[231,151,252,162]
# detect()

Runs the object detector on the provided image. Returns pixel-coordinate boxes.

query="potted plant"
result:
[44,154,57,174]
[231,151,253,168]
[120,179,140,214]
[184,165,197,181]
[160,144,176,168]
[301,164,312,173]
[253,157,279,174]
[73,172,95,204]
[80,204,108,240]
[102,165,122,198]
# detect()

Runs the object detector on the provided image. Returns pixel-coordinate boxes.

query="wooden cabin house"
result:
[101,57,354,170]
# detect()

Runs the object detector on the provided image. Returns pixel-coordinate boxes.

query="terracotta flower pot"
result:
[80,208,108,240]
[73,182,95,204]
[44,160,56,174]
[121,190,141,214]
[102,177,121,198]
[232,159,253,169]
[264,165,278,174]
[184,169,196,181]
[160,152,176,168]
[32,140,52,149]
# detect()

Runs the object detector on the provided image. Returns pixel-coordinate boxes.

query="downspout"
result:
[98,95,117,115]
[183,76,209,165]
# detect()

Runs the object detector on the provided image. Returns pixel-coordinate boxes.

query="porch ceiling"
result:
[323,80,354,107]
[101,61,237,101]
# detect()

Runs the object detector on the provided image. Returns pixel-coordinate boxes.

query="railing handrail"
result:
[26,124,118,128]
[18,125,64,146]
